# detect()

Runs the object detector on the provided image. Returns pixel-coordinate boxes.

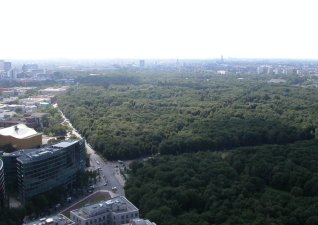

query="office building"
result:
[1,139,86,204]
[0,158,6,209]
[139,60,145,68]
[0,60,12,73]
[70,196,139,225]
[0,124,42,149]
[23,214,75,225]
[4,62,12,72]
[22,64,39,72]
[0,60,4,71]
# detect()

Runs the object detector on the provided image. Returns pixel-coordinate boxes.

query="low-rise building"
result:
[23,214,75,225]
[0,109,16,120]
[70,196,139,225]
[25,112,49,128]
[39,86,69,96]
[0,124,42,149]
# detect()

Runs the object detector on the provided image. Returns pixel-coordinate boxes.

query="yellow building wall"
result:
[0,134,42,149]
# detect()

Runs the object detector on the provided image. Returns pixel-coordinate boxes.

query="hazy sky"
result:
[1,0,318,59]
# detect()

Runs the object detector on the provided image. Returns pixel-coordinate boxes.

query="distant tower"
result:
[221,55,224,63]
[4,62,11,72]
[139,60,145,68]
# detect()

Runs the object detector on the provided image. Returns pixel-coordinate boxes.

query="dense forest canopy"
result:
[125,140,318,225]
[58,72,318,160]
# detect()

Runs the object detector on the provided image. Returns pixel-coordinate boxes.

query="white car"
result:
[111,187,117,192]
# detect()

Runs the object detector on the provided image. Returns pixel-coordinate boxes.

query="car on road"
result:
[104,182,108,186]
[111,186,117,192]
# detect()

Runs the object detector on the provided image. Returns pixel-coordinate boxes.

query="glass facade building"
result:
[0,159,6,209]
[2,139,85,204]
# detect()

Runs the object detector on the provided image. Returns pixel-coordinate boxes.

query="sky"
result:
[1,0,318,60]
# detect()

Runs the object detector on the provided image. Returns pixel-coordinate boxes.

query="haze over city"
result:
[1,0,318,60]
[3,1,318,225]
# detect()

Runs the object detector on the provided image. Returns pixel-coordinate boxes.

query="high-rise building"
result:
[4,62,12,72]
[139,60,145,68]
[0,60,12,72]
[2,139,86,204]
[22,64,38,72]
[0,60,4,71]
[0,159,6,209]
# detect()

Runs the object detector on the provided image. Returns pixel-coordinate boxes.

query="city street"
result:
[54,103,125,196]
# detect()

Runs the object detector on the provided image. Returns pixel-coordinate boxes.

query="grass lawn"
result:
[62,191,111,218]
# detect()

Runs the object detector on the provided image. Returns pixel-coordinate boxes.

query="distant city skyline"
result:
[1,0,318,60]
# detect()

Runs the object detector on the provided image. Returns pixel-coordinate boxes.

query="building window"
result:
[121,215,124,219]
[86,222,89,225]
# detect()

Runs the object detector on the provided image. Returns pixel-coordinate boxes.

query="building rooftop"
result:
[3,139,83,163]
[52,140,78,149]
[0,159,3,170]
[130,219,157,225]
[71,196,138,219]
[0,124,38,139]
[23,214,75,225]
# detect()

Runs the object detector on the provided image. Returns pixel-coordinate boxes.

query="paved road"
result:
[54,103,125,196]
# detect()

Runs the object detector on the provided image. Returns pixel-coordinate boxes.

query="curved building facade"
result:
[0,159,6,209]
[2,139,85,204]
[17,139,86,203]
[0,124,42,149]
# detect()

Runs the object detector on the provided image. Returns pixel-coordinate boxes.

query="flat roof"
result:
[3,139,83,163]
[0,124,38,139]
[71,196,138,219]
[23,214,75,225]
[52,140,78,148]
[131,219,157,225]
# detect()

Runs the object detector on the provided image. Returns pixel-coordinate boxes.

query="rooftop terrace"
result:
[2,140,82,163]
[71,196,138,219]
[23,214,75,225]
